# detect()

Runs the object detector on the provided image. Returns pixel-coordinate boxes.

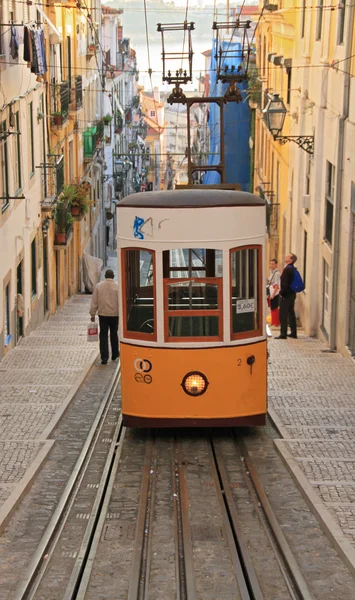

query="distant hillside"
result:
[108,0,220,47]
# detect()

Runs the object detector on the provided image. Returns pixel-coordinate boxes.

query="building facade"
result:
[0,0,108,359]
[254,0,355,356]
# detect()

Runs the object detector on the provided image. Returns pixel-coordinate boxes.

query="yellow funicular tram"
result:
[117,189,267,427]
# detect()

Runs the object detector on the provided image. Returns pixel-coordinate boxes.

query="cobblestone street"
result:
[268,334,355,573]
[0,295,98,531]
[1,289,355,583]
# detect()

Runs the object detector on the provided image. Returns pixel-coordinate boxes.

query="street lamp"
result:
[262,93,314,155]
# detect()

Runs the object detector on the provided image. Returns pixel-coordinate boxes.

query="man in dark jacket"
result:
[275,253,297,339]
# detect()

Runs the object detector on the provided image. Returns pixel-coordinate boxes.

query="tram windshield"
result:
[163,249,223,340]
[123,249,156,338]
[230,246,262,339]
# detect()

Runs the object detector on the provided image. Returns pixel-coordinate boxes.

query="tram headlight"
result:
[181,371,209,396]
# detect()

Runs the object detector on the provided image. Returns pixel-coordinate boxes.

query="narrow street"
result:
[0,291,355,598]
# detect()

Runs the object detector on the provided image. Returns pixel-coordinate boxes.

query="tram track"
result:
[13,405,316,599]
[13,362,124,600]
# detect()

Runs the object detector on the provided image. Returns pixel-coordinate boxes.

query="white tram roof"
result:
[118,190,265,208]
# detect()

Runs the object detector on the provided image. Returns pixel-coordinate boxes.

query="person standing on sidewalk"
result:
[267,258,280,327]
[275,253,297,340]
[89,269,119,364]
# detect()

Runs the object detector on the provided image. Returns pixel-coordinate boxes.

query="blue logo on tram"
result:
[133,216,145,240]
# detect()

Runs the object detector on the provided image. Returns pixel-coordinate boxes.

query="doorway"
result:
[43,237,48,313]
[16,261,23,341]
[348,185,355,354]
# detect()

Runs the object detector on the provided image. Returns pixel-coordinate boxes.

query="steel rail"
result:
[62,413,125,600]
[13,362,122,600]
[127,436,156,600]
[236,437,314,600]
[211,440,264,600]
[208,440,253,600]
[176,440,198,600]
[74,414,126,599]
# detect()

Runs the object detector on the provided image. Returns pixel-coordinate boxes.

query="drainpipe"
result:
[330,1,354,351]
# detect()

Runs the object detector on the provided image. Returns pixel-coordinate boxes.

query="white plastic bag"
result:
[87,321,98,342]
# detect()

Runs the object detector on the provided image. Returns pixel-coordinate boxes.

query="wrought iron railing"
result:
[51,81,70,125]
[75,76,83,108]
[41,154,64,205]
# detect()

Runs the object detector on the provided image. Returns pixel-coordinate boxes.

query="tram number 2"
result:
[237,358,242,366]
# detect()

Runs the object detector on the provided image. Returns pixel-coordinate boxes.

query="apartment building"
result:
[101,6,145,252]
[0,0,105,359]
[254,1,355,356]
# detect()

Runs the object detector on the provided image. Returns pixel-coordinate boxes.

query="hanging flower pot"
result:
[71,205,80,216]
[54,232,66,244]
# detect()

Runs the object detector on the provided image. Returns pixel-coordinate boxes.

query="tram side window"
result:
[123,249,155,337]
[230,247,261,338]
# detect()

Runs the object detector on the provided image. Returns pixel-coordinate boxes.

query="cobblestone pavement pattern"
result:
[0,295,99,527]
[268,333,355,573]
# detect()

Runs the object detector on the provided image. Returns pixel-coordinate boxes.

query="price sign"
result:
[236,299,255,314]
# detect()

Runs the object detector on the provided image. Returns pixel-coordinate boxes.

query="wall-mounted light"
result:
[262,93,314,155]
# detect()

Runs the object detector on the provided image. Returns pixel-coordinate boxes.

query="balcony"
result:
[83,121,104,159]
[69,76,83,113]
[41,154,64,208]
[51,81,70,127]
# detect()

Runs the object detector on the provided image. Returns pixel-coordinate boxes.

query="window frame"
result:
[163,276,223,342]
[0,120,9,211]
[301,0,306,38]
[29,101,35,178]
[324,161,335,245]
[31,238,37,298]
[14,111,22,193]
[337,4,346,45]
[121,247,157,342]
[315,0,324,41]
[229,245,263,341]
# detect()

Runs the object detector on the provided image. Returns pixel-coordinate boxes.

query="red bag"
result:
[87,321,98,342]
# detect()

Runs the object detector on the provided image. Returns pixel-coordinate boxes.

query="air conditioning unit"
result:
[303,194,310,210]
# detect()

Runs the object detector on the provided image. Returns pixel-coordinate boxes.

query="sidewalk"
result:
[268,332,355,575]
[0,295,99,532]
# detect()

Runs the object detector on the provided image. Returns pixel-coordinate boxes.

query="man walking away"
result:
[90,269,119,364]
[275,253,297,340]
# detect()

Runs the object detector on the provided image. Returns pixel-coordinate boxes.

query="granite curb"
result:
[274,438,355,578]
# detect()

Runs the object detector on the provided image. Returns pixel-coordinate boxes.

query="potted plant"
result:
[69,183,91,216]
[103,114,112,125]
[52,111,63,126]
[54,198,74,244]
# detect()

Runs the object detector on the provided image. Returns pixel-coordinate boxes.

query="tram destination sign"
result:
[236,299,255,314]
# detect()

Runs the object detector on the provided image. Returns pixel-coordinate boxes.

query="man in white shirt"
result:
[90,269,119,365]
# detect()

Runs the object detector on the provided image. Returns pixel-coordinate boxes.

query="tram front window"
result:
[123,249,155,338]
[163,249,223,341]
[230,246,262,339]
